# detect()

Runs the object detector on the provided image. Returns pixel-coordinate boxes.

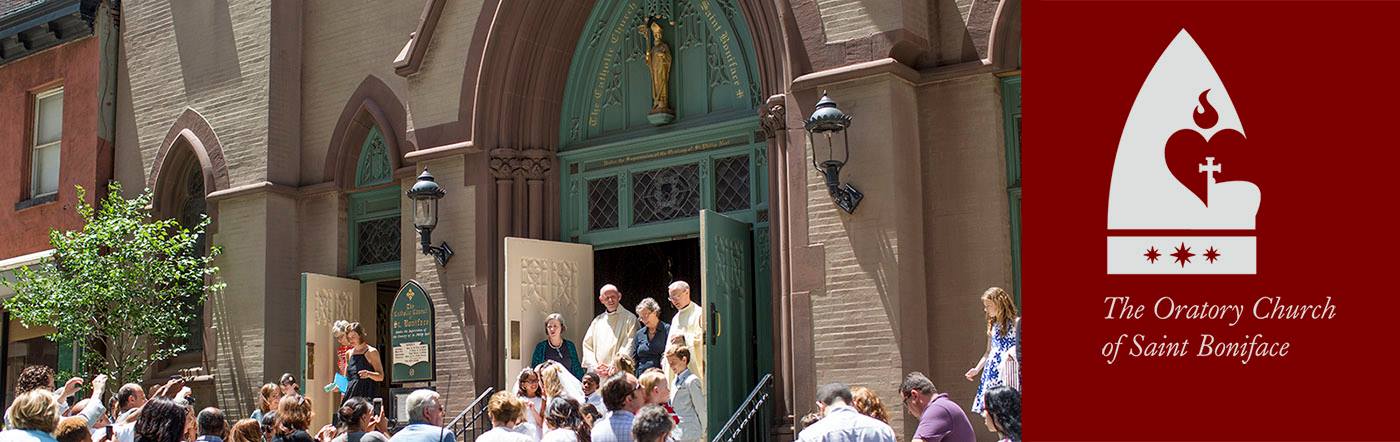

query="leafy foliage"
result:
[2,183,223,386]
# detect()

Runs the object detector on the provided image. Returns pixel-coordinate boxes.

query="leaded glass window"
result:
[588,176,619,230]
[177,166,206,351]
[713,155,749,212]
[348,187,401,280]
[632,164,700,225]
[356,217,401,267]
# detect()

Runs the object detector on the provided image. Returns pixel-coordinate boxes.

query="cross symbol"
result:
[1198,156,1221,185]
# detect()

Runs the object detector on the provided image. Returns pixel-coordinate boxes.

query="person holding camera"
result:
[320,398,388,442]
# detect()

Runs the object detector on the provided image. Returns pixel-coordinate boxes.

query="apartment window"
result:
[31,88,63,198]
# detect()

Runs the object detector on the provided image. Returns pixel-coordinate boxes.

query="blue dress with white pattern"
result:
[972,319,1020,413]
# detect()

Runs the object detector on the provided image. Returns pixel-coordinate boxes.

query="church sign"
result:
[390,280,435,382]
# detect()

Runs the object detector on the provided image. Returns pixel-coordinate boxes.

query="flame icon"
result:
[1193,90,1217,129]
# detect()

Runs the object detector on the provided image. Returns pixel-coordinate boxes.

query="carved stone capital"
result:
[489,148,519,180]
[519,149,554,181]
[489,148,555,180]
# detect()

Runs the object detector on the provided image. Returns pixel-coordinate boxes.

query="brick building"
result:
[0,0,117,403]
[114,0,1021,439]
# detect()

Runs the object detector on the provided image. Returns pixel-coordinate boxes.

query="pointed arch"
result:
[150,108,229,217]
[989,0,1022,70]
[462,0,789,152]
[324,75,409,189]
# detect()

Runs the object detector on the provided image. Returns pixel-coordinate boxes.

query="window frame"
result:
[29,87,64,200]
[1002,76,1022,302]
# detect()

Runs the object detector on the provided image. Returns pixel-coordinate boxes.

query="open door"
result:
[503,238,595,379]
[700,210,754,439]
[300,273,366,430]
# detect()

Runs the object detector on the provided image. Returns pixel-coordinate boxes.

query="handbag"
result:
[996,318,1021,390]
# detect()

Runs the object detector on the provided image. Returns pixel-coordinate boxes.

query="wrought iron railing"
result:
[711,374,774,442]
[446,386,495,442]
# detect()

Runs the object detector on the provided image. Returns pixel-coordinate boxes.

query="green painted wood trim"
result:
[562,142,766,249]
[559,0,762,149]
[1002,76,1021,301]
[355,126,393,188]
[347,187,402,281]
[559,118,763,245]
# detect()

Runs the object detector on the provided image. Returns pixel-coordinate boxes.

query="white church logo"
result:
[1107,29,1261,275]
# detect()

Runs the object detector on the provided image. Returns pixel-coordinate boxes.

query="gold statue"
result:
[640,20,672,115]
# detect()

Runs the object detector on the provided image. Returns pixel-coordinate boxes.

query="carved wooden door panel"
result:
[700,209,753,438]
[504,238,595,378]
[300,273,364,430]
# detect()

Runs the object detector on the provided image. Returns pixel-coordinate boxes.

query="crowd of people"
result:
[0,284,1019,442]
[794,287,1023,442]
[0,364,454,442]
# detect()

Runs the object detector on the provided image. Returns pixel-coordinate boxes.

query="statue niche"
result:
[640,19,674,125]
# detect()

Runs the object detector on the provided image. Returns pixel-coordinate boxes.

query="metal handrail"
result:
[444,386,494,442]
[711,374,774,442]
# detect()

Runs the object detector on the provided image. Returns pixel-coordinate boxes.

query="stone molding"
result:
[489,148,553,181]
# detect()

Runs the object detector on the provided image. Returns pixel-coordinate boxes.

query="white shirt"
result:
[585,392,607,413]
[581,309,639,370]
[541,428,577,442]
[473,428,532,442]
[795,405,896,442]
[664,301,705,385]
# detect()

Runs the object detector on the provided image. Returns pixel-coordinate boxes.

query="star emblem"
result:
[1204,246,1221,263]
[1144,246,1161,263]
[1171,243,1195,268]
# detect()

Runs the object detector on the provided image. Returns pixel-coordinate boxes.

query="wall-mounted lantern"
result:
[805,91,863,214]
[407,168,453,267]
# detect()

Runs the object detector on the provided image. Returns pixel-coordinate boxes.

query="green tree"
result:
[2,183,223,386]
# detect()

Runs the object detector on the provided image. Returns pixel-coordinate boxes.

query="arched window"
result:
[176,164,208,351]
[348,126,400,281]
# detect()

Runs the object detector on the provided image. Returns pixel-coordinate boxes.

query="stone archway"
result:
[150,108,229,211]
[324,75,410,189]
[989,0,1022,70]
[461,0,796,426]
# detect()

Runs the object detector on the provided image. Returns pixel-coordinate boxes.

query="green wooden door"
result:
[700,209,753,438]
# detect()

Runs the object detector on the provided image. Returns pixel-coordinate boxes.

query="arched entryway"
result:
[466,0,790,438]
[555,2,770,437]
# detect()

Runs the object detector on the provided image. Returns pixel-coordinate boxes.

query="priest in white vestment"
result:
[581,284,639,375]
[665,280,705,385]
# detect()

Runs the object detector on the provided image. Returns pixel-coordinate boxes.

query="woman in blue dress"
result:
[966,287,1020,413]
[632,297,671,375]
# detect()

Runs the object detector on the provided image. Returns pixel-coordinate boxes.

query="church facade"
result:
[113,0,1020,439]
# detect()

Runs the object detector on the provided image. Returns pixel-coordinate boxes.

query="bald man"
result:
[664,281,705,385]
[581,284,640,375]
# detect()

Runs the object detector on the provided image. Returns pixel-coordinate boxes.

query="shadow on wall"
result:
[114,42,144,197]
[930,0,1001,65]
[444,277,479,414]
[170,0,243,95]
[209,282,252,416]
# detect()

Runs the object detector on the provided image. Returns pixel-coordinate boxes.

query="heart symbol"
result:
[1164,128,1251,206]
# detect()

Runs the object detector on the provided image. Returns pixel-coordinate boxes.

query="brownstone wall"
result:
[0,36,106,259]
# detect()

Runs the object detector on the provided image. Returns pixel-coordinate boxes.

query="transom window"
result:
[31,87,63,198]
[563,123,768,247]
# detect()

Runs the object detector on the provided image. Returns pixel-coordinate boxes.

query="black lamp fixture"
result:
[407,168,454,267]
[805,91,863,214]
